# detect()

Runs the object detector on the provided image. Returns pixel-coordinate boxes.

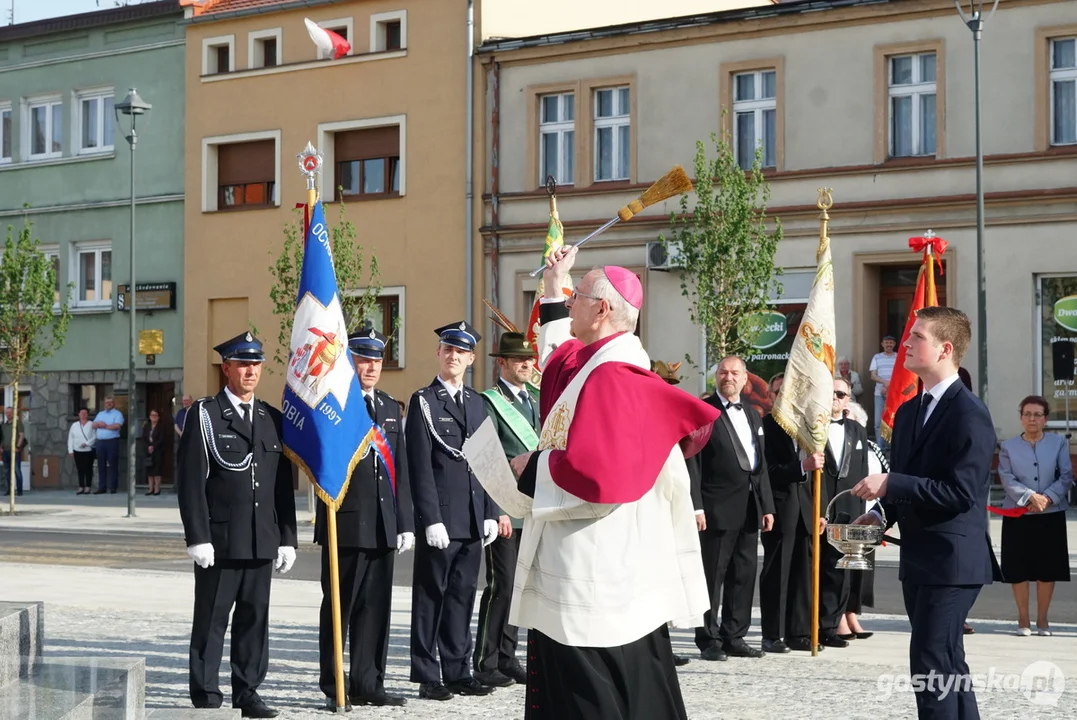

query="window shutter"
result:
[334,126,399,162]
[218,140,275,185]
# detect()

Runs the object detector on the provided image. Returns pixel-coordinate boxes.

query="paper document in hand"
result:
[462,417,533,518]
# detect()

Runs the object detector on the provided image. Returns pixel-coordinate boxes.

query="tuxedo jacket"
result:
[879,379,1000,586]
[822,419,870,523]
[315,387,414,550]
[762,413,819,535]
[406,379,496,541]
[177,392,298,560]
[690,396,775,532]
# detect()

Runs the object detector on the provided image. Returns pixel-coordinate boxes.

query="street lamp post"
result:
[954,0,999,405]
[115,88,151,519]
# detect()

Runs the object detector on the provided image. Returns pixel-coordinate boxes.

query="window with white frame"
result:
[202,35,234,75]
[1050,37,1076,146]
[74,243,112,308]
[40,246,61,307]
[593,86,629,182]
[249,29,281,69]
[77,90,114,154]
[26,96,63,160]
[732,70,777,170]
[371,11,405,52]
[889,52,937,157]
[350,286,405,368]
[1,104,11,162]
[539,92,574,185]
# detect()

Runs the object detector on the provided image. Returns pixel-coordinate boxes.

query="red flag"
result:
[880,235,948,442]
[304,18,351,60]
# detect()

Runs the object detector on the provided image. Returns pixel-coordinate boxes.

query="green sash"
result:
[482,387,539,451]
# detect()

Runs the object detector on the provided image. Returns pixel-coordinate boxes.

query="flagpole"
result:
[301,144,347,714]
[923,229,937,306]
[809,192,831,659]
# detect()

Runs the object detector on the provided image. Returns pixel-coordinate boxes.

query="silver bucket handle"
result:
[824,488,886,527]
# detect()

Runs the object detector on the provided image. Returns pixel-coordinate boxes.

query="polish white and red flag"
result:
[304,18,351,60]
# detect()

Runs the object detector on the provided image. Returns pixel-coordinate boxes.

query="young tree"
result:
[661,130,783,366]
[0,221,72,514]
[266,199,385,371]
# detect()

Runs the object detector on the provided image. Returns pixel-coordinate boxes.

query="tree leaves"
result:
[659,129,782,368]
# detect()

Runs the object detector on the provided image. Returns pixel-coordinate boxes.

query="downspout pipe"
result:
[465,0,475,355]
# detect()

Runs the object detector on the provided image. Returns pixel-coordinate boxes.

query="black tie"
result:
[726,402,743,411]
[518,390,535,424]
[239,402,251,425]
[914,394,933,440]
[831,418,845,426]
[365,394,376,423]
[455,391,466,420]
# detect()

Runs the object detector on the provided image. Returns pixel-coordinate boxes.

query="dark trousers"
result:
[1,451,22,493]
[759,522,813,641]
[73,451,95,489]
[410,537,482,684]
[189,559,273,709]
[525,625,687,720]
[902,582,982,720]
[96,438,120,491]
[318,546,395,698]
[695,522,758,649]
[819,543,851,633]
[474,532,521,674]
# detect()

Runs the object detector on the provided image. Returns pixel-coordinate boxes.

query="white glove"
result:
[397,532,415,554]
[187,543,214,569]
[483,519,499,547]
[275,546,296,574]
[425,523,450,550]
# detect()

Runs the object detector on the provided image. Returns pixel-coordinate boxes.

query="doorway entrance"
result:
[144,382,176,486]
[878,263,947,340]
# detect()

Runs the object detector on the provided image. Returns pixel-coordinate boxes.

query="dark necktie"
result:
[365,394,376,423]
[455,391,467,425]
[518,390,535,424]
[914,394,933,440]
[725,402,742,411]
[831,418,845,426]
[239,402,251,425]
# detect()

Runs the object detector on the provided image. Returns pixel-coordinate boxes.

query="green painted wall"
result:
[0,11,186,374]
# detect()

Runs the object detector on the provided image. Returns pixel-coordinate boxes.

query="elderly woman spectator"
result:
[836,357,863,399]
[998,395,1073,636]
[67,408,97,495]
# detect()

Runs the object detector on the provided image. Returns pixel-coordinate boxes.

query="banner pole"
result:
[327,505,347,713]
[924,230,936,305]
[811,467,821,658]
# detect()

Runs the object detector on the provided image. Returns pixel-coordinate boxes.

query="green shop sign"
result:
[1054,295,1077,333]
[739,310,787,350]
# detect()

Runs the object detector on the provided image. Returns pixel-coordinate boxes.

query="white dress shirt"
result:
[223,386,256,419]
[720,395,757,469]
[919,372,962,425]
[436,376,465,403]
[827,420,846,468]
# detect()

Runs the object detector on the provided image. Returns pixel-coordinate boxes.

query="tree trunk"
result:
[8,378,17,515]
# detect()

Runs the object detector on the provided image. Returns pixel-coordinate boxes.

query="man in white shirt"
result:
[869,336,898,451]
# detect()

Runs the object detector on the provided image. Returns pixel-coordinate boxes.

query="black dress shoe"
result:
[499,663,528,684]
[722,639,764,658]
[445,677,495,696]
[821,632,850,648]
[837,633,856,641]
[418,682,453,701]
[323,696,352,712]
[786,637,823,652]
[239,699,279,718]
[350,691,405,707]
[761,638,791,654]
[475,669,514,687]
[673,654,690,667]
[700,645,727,661]
[855,631,874,640]
[92,489,106,494]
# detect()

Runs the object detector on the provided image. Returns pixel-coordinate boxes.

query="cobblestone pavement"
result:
[26,571,1073,720]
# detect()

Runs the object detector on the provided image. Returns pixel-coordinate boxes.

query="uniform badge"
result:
[245,332,253,342]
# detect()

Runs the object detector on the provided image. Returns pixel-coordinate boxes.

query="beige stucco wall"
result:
[479,0,1077,440]
[184,0,471,408]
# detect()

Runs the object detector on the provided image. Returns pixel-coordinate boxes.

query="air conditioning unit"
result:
[646,240,684,271]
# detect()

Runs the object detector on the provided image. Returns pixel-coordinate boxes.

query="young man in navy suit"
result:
[852,306,999,720]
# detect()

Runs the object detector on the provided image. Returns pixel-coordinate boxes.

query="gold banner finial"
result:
[816,187,833,211]
[816,188,833,264]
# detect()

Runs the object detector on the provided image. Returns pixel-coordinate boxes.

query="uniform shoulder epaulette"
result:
[375,387,398,403]
[414,386,433,398]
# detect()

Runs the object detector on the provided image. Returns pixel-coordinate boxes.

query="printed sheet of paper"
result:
[463,417,533,518]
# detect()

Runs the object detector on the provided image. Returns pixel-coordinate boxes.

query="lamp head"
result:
[114,88,151,118]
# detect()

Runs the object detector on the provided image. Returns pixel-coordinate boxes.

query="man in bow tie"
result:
[689,356,775,661]
[817,377,870,648]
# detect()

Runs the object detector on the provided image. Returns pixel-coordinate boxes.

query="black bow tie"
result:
[831,418,845,425]
[725,402,743,411]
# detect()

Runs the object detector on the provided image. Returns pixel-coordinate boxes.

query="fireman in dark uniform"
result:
[177,332,298,719]
[316,328,413,710]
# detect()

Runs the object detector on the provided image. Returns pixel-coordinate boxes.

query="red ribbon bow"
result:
[908,235,948,257]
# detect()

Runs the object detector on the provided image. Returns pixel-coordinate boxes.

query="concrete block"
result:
[0,602,44,688]
[36,656,146,720]
[0,678,94,720]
